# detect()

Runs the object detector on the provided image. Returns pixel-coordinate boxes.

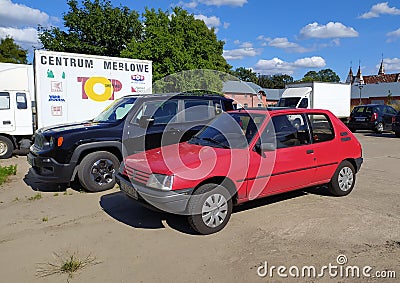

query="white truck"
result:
[0,50,152,158]
[276,82,351,120]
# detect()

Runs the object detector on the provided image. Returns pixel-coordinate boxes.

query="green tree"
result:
[300,69,340,82]
[121,7,231,81]
[38,0,141,57]
[0,37,27,64]
[230,67,258,83]
[257,74,293,89]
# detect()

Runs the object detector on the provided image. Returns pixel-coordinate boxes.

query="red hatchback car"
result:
[117,109,363,234]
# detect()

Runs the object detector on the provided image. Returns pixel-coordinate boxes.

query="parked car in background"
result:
[28,94,234,192]
[347,104,397,133]
[392,110,400,137]
[117,108,363,234]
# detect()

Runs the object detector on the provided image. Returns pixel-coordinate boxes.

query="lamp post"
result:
[358,84,363,105]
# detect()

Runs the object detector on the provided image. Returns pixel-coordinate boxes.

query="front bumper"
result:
[116,173,193,214]
[27,152,76,183]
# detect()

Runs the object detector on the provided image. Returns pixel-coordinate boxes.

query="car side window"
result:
[384,106,397,115]
[259,114,311,149]
[183,100,213,122]
[131,100,178,125]
[307,114,334,143]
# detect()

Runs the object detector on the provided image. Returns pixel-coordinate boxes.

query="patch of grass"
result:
[28,193,42,201]
[13,197,19,202]
[0,164,17,185]
[42,217,48,222]
[63,192,68,196]
[53,193,59,196]
[36,251,98,280]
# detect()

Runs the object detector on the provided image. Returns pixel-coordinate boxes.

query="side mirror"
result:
[138,115,154,128]
[260,142,276,152]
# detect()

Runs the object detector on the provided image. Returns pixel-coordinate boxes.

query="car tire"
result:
[0,136,14,159]
[78,151,120,192]
[187,183,233,235]
[328,161,356,197]
[374,122,384,134]
[395,131,400,138]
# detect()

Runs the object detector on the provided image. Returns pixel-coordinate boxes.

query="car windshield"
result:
[189,112,266,149]
[93,97,137,123]
[277,97,301,108]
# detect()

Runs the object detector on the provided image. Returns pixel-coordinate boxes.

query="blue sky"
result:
[1,0,400,81]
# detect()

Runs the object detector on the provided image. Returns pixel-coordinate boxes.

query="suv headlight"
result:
[146,174,174,191]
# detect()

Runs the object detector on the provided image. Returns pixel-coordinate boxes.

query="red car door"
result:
[246,114,316,200]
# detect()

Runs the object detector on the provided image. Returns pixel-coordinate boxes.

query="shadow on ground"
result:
[100,187,332,235]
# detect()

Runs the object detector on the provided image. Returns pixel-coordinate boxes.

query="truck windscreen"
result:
[277,97,301,108]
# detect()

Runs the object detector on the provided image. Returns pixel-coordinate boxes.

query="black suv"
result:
[27,94,234,192]
[347,104,397,133]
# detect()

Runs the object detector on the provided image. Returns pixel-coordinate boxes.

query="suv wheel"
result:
[0,136,13,159]
[395,131,400,138]
[187,183,233,235]
[328,161,356,196]
[78,151,120,192]
[374,122,384,134]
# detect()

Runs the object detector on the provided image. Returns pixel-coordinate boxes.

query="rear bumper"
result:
[354,157,363,173]
[27,152,75,183]
[347,121,376,130]
[116,173,193,214]
[392,123,400,133]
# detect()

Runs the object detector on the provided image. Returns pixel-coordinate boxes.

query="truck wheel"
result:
[78,151,120,192]
[187,183,233,235]
[0,136,13,159]
[374,122,384,134]
[328,161,356,197]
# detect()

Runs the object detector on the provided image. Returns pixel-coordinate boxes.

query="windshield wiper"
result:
[201,137,230,149]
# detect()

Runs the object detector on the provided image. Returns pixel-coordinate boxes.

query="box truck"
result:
[0,50,152,158]
[276,82,351,120]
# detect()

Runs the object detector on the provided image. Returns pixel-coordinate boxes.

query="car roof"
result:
[229,108,333,116]
[121,93,231,99]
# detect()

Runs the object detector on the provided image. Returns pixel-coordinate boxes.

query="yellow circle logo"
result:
[84,77,113,102]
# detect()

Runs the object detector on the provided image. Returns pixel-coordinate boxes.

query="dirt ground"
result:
[0,132,399,282]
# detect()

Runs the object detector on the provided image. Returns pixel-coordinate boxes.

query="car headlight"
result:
[146,174,174,191]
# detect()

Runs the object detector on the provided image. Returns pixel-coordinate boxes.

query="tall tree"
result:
[121,7,231,81]
[257,74,293,89]
[230,67,258,83]
[38,0,142,57]
[0,37,27,64]
[300,69,340,82]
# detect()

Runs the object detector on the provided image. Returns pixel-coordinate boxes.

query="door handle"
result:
[306,149,314,154]
[3,120,11,125]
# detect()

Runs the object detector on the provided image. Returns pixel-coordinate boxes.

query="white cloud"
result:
[0,27,39,48]
[253,56,326,75]
[387,28,400,42]
[178,1,198,9]
[300,22,359,39]
[223,22,230,29]
[257,36,310,53]
[359,2,400,19]
[380,58,400,72]
[223,47,261,60]
[194,14,221,28]
[198,0,247,7]
[0,0,51,28]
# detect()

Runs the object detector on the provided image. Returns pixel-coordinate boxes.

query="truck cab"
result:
[0,64,35,158]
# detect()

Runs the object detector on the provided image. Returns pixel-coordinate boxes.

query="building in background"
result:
[346,60,400,106]
[222,80,283,108]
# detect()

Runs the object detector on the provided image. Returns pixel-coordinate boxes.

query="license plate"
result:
[356,118,365,122]
[120,181,138,199]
